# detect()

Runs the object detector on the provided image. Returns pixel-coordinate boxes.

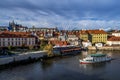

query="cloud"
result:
[0,0,120,30]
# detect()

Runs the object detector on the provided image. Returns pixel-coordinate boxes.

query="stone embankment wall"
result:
[88,46,120,51]
[0,51,47,66]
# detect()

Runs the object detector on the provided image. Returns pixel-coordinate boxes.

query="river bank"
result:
[88,46,120,51]
[1,46,120,70]
[0,51,47,70]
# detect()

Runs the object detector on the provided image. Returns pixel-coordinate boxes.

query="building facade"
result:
[107,36,120,46]
[112,32,120,37]
[67,34,79,45]
[79,30,107,45]
[88,30,107,44]
[79,30,88,41]
[0,31,36,47]
[28,26,58,32]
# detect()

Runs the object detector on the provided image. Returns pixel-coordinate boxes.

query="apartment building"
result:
[87,30,107,44]
[0,31,36,47]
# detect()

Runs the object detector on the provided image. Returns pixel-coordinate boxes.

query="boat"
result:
[79,54,112,64]
[53,45,81,56]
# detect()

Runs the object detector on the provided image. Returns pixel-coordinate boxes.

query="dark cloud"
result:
[0,0,120,29]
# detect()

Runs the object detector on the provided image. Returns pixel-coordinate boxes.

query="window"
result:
[12,42,13,46]
[16,42,17,46]
[3,42,5,46]
[29,41,31,45]
[86,60,93,61]
[8,42,10,46]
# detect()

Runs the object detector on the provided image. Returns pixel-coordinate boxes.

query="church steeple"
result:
[12,20,15,25]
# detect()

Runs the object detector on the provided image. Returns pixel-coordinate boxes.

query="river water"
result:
[0,51,120,80]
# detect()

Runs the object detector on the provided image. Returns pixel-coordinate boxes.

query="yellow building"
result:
[87,30,107,44]
[79,30,88,41]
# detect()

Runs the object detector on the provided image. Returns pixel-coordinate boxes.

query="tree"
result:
[29,45,34,50]
[43,42,53,57]
[40,40,47,50]
[8,46,12,50]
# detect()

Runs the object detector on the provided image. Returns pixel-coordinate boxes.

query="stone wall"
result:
[88,46,120,51]
[0,51,47,66]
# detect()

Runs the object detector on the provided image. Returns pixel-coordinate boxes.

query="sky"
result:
[0,0,120,30]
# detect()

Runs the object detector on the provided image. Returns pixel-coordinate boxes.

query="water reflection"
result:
[41,60,54,70]
[79,62,110,70]
[79,60,112,76]
[81,51,88,57]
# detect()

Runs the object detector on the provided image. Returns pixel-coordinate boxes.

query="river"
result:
[0,51,120,80]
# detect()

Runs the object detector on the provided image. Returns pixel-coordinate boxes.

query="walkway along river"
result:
[0,51,120,80]
[0,51,47,69]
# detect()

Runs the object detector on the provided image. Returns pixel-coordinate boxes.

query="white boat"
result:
[79,54,112,64]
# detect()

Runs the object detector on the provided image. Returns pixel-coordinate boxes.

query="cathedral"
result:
[8,20,28,32]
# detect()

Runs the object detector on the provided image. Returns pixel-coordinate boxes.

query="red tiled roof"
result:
[50,40,68,46]
[1,31,31,35]
[108,36,120,41]
[67,32,75,35]
[0,31,35,38]
[79,30,88,34]
[87,30,107,34]
[79,30,107,34]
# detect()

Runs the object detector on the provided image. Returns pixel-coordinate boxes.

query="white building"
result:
[0,31,36,47]
[95,43,103,47]
[112,32,120,37]
[67,35,79,45]
[28,27,58,32]
[82,40,92,48]
[67,35,78,41]
[107,36,120,46]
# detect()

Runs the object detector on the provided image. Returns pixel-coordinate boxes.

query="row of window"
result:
[92,37,107,38]
[29,29,56,32]
[0,38,35,41]
[0,41,35,47]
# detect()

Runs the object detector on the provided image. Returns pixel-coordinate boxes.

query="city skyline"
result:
[0,0,120,30]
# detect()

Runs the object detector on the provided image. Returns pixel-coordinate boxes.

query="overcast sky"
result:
[0,0,120,30]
